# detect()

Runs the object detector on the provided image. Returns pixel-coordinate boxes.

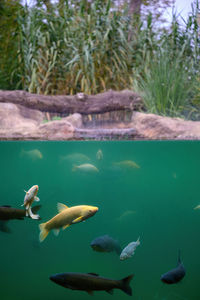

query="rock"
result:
[64,113,82,128]
[131,112,200,139]
[0,103,43,129]
[35,120,74,140]
[0,103,77,140]
[1,102,200,140]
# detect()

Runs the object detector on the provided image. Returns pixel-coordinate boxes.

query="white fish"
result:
[60,153,90,164]
[194,205,200,210]
[120,237,140,261]
[72,163,99,173]
[20,149,43,160]
[22,185,40,220]
[116,210,136,222]
[96,149,103,160]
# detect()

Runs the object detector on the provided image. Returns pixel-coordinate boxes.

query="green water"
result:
[0,141,200,300]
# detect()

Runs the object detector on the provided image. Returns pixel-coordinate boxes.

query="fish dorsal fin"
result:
[88,273,99,276]
[57,203,69,213]
[136,236,140,244]
[0,205,11,208]
[177,249,181,265]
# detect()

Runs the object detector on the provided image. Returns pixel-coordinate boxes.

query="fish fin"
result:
[53,229,60,236]
[39,223,49,242]
[28,207,40,220]
[136,236,140,245]
[72,216,84,224]
[34,196,40,202]
[177,249,181,265]
[0,221,12,233]
[63,224,70,230]
[121,274,134,296]
[31,205,42,215]
[87,273,99,276]
[87,291,94,295]
[57,203,69,212]
[106,289,114,295]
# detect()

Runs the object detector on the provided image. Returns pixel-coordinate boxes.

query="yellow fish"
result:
[20,149,43,160]
[113,160,140,169]
[117,210,136,222]
[39,203,98,242]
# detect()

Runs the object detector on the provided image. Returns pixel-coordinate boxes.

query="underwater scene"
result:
[0,141,200,300]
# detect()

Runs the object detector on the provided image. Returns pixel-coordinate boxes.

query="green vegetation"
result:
[0,0,200,119]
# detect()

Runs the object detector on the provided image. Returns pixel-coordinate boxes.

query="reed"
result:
[133,2,200,118]
[1,0,200,119]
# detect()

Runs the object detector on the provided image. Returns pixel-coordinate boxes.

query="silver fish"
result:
[120,237,140,261]
[72,163,99,173]
[22,185,40,220]
[96,149,103,160]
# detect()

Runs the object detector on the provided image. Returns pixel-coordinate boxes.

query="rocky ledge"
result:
[0,102,200,140]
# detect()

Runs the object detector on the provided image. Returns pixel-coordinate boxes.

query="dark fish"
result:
[161,250,186,284]
[90,234,121,255]
[0,205,41,233]
[49,272,134,296]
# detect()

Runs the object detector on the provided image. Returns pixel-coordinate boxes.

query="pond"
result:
[0,141,199,300]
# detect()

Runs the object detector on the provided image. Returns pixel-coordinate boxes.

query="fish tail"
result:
[178,249,181,265]
[120,274,134,296]
[72,165,77,172]
[39,223,49,242]
[0,221,11,233]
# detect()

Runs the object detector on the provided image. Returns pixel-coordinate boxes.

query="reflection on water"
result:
[0,141,200,300]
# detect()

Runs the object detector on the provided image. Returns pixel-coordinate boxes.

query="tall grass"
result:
[136,49,194,116]
[2,0,200,119]
[133,2,200,118]
[14,0,133,95]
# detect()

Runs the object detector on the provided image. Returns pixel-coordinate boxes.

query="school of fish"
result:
[1,148,188,297]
